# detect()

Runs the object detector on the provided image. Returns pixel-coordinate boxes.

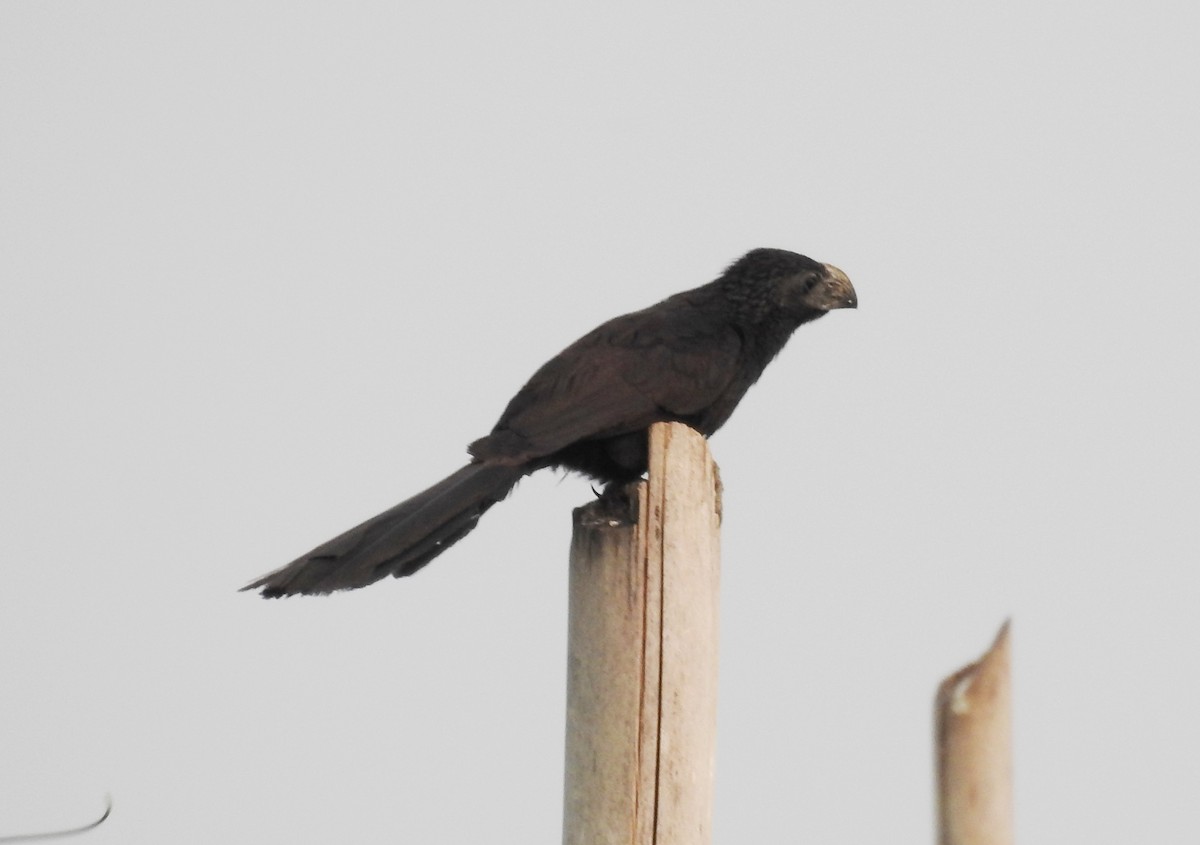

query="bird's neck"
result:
[691,279,825,368]
[749,308,825,368]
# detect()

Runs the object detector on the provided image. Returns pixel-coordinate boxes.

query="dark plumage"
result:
[245,248,856,597]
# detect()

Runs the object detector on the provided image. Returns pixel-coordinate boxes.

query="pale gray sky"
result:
[2,2,1197,842]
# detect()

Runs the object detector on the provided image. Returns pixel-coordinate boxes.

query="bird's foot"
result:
[581,481,638,526]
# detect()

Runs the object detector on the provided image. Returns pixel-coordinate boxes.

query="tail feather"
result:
[244,462,525,597]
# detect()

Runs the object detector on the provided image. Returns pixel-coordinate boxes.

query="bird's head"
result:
[797,262,856,312]
[774,255,857,314]
[724,248,857,317]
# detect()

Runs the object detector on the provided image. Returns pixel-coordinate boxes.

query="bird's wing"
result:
[471,300,741,463]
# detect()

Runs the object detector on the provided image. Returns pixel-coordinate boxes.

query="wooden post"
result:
[935,621,1014,845]
[562,422,722,845]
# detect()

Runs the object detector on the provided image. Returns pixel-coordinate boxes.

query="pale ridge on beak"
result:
[822,263,857,309]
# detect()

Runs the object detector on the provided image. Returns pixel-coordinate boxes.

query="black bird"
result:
[246,248,856,597]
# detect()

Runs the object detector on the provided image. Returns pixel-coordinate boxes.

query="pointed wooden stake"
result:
[935,620,1014,845]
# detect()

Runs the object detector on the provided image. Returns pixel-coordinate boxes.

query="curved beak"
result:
[821,263,857,310]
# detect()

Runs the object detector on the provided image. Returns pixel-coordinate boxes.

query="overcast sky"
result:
[2,2,1198,842]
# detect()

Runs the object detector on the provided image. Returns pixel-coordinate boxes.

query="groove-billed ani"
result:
[246,248,856,597]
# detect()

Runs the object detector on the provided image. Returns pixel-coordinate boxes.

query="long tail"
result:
[244,462,526,597]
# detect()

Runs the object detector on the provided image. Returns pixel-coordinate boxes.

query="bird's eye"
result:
[803,276,821,292]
